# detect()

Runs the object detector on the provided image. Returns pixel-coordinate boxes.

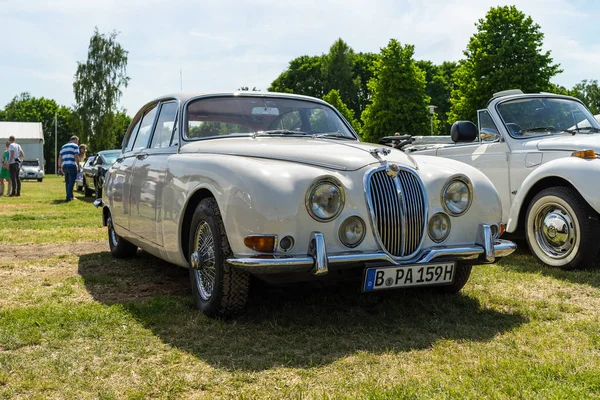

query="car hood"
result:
[20,166,40,172]
[179,137,417,171]
[532,134,600,152]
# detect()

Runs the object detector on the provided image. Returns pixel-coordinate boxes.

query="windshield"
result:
[101,151,120,165]
[185,96,356,140]
[22,160,39,167]
[497,97,600,138]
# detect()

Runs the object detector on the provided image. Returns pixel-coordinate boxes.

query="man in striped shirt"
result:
[58,136,81,201]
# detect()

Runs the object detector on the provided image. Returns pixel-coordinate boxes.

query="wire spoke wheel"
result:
[192,221,216,301]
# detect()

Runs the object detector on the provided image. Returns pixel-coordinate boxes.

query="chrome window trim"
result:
[180,93,360,143]
[363,165,429,262]
[148,99,180,150]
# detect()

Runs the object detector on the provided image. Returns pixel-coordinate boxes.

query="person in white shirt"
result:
[7,135,24,197]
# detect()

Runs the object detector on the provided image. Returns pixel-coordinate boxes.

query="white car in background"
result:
[19,159,44,182]
[97,92,516,316]
[406,90,600,270]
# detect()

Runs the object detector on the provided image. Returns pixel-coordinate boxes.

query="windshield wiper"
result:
[519,126,557,134]
[563,127,600,135]
[312,132,354,140]
[257,129,308,135]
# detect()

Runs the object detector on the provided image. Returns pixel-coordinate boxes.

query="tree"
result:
[449,6,562,122]
[268,55,324,98]
[571,80,600,115]
[73,27,130,152]
[323,89,360,133]
[1,92,74,173]
[353,52,379,116]
[322,39,360,115]
[416,60,457,135]
[361,40,430,143]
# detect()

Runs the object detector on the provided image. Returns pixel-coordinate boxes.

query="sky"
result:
[1,0,599,115]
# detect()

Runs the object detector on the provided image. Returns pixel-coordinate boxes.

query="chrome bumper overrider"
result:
[227,224,517,275]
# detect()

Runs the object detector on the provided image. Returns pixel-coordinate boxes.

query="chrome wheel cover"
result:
[533,202,576,260]
[191,221,216,301]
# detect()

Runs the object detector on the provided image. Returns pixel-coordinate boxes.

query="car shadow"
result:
[78,251,527,372]
[498,245,600,288]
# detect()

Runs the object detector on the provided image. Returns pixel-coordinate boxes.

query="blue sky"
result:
[1,0,599,114]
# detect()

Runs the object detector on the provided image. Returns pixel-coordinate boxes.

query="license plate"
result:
[363,262,455,291]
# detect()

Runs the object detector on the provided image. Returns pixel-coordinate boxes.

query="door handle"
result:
[136,154,148,160]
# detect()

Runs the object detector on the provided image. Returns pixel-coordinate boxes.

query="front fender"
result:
[506,156,600,232]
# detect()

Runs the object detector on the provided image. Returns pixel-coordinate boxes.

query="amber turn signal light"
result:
[571,149,597,159]
[244,235,277,252]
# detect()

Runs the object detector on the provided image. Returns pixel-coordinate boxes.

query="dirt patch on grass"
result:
[0,241,108,262]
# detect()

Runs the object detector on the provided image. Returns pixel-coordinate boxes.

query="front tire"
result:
[107,215,137,258]
[435,263,472,294]
[84,182,94,197]
[526,186,600,270]
[188,198,250,317]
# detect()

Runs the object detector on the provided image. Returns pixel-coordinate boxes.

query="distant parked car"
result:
[96,92,516,317]
[83,150,120,198]
[77,156,95,192]
[19,159,44,182]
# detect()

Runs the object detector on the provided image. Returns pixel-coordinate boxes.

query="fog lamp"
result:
[428,213,451,243]
[339,216,366,248]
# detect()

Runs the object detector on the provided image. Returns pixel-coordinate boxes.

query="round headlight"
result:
[428,212,451,242]
[442,177,472,216]
[339,216,366,247]
[306,179,345,221]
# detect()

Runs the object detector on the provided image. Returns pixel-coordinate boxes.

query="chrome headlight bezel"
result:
[441,176,473,216]
[428,212,451,243]
[339,216,366,248]
[305,177,345,222]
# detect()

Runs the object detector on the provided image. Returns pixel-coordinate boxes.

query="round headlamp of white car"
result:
[339,216,366,247]
[428,212,451,242]
[306,178,345,222]
[442,177,472,216]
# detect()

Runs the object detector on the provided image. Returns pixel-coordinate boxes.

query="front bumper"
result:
[227,224,517,275]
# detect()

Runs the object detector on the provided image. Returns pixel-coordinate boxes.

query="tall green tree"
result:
[322,39,360,115]
[353,52,379,116]
[268,55,324,98]
[571,79,600,115]
[449,6,561,122]
[416,60,457,135]
[73,27,130,152]
[361,40,430,143]
[323,89,360,133]
[1,92,74,173]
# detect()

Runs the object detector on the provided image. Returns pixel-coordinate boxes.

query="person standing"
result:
[58,136,81,202]
[0,141,11,196]
[7,135,24,197]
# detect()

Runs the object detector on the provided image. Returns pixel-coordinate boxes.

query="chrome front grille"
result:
[367,168,427,257]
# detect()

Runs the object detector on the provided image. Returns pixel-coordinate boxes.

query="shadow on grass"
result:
[498,242,600,288]
[79,251,527,371]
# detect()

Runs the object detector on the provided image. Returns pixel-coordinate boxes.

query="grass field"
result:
[1,176,600,399]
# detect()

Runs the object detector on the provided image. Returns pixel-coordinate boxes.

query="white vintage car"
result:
[405,90,600,270]
[96,92,515,316]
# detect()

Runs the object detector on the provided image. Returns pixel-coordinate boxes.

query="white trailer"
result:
[0,122,45,170]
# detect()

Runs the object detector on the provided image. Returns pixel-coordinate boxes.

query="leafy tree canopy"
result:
[322,89,360,133]
[268,55,324,98]
[322,39,360,116]
[570,79,600,115]
[449,5,562,122]
[73,27,130,152]
[361,39,430,143]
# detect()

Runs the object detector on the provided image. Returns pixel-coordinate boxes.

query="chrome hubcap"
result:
[534,203,576,259]
[192,221,216,301]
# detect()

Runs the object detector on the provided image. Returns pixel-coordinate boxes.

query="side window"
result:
[478,110,500,142]
[150,102,178,149]
[124,119,141,153]
[132,105,158,151]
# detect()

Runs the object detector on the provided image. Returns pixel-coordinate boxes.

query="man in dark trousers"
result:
[58,136,81,202]
[7,135,24,197]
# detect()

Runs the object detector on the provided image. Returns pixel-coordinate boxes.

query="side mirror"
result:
[450,121,478,143]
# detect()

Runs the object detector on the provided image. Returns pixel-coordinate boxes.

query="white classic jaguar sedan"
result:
[96,92,516,316]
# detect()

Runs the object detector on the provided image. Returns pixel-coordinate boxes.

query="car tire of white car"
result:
[107,216,138,258]
[188,197,250,317]
[526,187,600,270]
[433,263,472,294]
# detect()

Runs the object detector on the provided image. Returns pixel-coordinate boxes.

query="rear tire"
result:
[434,263,472,294]
[188,198,250,317]
[107,215,137,258]
[84,183,94,197]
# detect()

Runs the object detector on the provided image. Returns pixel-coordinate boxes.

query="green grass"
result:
[2,176,600,398]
